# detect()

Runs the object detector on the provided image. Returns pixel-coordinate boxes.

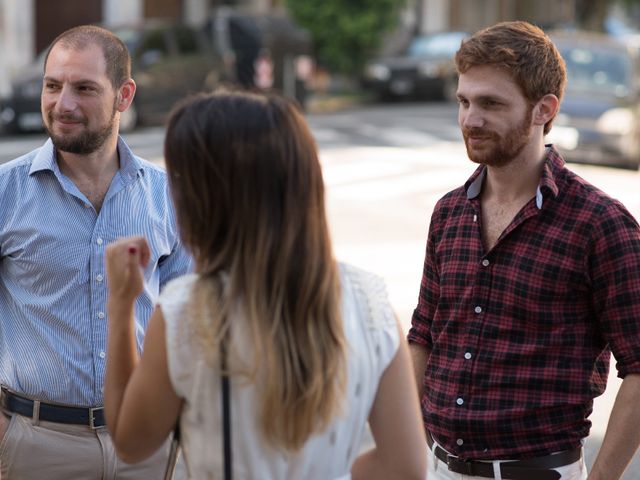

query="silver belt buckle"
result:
[89,407,104,429]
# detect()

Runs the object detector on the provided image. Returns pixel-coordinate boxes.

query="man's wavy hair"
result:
[455,21,566,134]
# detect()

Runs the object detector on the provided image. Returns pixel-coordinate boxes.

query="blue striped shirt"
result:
[0,137,193,407]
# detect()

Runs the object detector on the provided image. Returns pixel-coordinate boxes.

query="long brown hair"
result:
[164,91,346,451]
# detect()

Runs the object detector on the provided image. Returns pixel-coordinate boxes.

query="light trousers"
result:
[0,412,185,480]
[427,440,588,480]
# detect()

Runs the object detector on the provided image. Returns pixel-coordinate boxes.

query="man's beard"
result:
[462,107,533,167]
[45,100,118,155]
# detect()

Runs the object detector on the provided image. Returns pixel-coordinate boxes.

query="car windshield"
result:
[407,32,466,58]
[559,45,632,97]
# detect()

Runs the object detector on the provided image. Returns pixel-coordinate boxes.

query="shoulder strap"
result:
[221,340,232,480]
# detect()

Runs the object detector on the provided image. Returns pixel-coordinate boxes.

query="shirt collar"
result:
[464,145,564,209]
[29,136,144,179]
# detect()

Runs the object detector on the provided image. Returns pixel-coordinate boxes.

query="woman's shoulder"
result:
[157,273,200,320]
[160,273,199,298]
[339,262,396,331]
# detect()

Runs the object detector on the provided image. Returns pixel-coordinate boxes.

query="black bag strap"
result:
[221,338,232,480]
[163,424,181,480]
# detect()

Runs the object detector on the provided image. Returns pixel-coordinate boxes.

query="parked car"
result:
[0,21,226,134]
[202,7,314,108]
[546,31,640,170]
[362,30,469,102]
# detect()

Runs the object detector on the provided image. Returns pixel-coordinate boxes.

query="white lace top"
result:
[159,263,399,480]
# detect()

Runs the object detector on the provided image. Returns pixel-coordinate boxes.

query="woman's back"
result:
[161,263,399,479]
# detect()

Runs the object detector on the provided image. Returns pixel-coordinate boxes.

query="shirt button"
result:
[96,238,103,245]
[99,351,106,359]
[474,306,482,314]
[464,352,472,360]
[482,259,490,267]
[84,203,91,208]
[457,439,464,446]
[97,312,105,319]
[96,274,104,282]
[456,397,464,406]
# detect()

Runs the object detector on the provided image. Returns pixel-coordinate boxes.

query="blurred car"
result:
[202,7,314,108]
[362,30,469,102]
[546,31,640,170]
[0,21,226,134]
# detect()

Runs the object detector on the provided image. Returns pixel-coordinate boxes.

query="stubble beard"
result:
[463,108,534,168]
[45,99,118,155]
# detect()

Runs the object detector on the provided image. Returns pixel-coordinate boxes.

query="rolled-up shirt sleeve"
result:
[408,204,443,350]
[590,200,640,378]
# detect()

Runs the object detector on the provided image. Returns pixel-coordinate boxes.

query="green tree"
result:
[285,0,407,76]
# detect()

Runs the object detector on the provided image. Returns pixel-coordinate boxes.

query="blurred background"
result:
[2,0,640,477]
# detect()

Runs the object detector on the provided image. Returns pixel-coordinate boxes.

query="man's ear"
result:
[116,79,136,113]
[533,94,560,127]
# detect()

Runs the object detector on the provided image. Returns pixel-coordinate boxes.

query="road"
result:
[1,101,639,477]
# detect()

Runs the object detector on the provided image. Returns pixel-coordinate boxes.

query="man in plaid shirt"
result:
[408,21,640,480]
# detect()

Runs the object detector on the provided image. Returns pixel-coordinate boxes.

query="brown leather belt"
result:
[427,432,581,480]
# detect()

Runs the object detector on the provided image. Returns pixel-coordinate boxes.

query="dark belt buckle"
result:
[446,455,475,475]
[89,407,104,430]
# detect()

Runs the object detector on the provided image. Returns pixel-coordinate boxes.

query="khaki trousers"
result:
[0,412,184,480]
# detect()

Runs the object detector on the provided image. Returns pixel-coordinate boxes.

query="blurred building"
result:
[0,0,585,97]
[0,0,286,96]
[418,0,576,33]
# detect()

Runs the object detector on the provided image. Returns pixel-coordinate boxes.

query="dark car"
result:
[203,7,314,108]
[362,30,469,102]
[0,21,225,134]
[546,31,640,170]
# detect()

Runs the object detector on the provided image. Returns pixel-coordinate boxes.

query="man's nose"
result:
[460,105,484,129]
[55,86,77,113]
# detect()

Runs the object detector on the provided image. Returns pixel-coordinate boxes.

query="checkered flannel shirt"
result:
[408,146,640,460]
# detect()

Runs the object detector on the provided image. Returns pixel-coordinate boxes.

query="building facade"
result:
[0,0,579,97]
[0,0,229,95]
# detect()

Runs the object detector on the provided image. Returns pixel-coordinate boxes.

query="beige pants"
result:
[0,412,184,480]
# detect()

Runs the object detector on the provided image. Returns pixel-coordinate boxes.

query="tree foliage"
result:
[284,0,407,76]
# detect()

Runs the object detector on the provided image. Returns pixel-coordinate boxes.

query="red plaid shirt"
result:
[408,146,640,460]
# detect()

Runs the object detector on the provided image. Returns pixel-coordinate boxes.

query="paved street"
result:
[1,101,640,477]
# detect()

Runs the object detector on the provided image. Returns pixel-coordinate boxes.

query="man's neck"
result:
[482,141,547,203]
[55,137,120,212]
[56,136,120,183]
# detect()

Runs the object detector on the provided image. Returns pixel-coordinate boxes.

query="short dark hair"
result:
[455,21,566,134]
[44,25,131,88]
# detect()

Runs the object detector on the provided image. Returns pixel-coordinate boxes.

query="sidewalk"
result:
[305,91,368,114]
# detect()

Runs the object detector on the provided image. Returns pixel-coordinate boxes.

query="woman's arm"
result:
[352,320,427,480]
[104,237,183,463]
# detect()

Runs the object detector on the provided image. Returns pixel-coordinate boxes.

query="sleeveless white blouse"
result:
[159,263,399,480]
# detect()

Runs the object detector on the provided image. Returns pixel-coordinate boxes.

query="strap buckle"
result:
[89,407,104,430]
[446,455,475,475]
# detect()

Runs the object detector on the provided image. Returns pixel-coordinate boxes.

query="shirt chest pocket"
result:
[2,228,93,291]
[107,220,174,277]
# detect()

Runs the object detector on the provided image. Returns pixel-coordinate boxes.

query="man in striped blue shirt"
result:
[0,25,192,479]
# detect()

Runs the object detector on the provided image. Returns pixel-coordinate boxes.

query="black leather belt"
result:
[0,387,105,429]
[427,432,581,480]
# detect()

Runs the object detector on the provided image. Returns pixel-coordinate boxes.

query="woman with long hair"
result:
[104,91,426,479]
